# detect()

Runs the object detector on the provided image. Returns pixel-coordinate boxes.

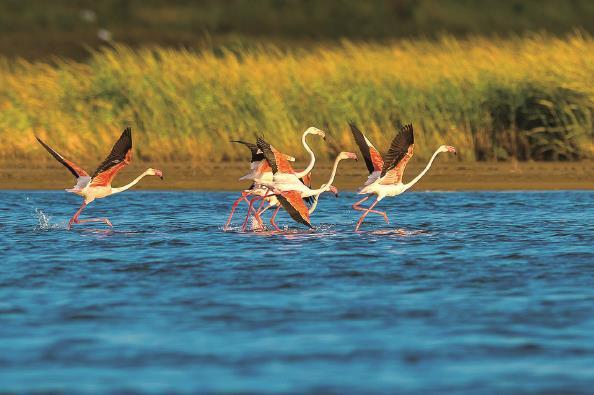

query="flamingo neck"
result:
[308,155,343,196]
[295,131,315,179]
[403,148,443,192]
[110,170,152,195]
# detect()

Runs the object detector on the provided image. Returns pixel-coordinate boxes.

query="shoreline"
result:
[1,161,592,191]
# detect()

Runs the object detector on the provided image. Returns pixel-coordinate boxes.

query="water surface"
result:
[1,191,593,393]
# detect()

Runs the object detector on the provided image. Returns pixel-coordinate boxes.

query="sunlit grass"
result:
[1,33,593,165]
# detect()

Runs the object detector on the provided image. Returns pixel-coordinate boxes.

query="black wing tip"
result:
[348,121,361,132]
[256,136,269,148]
[401,123,414,143]
[122,127,132,143]
[35,135,46,146]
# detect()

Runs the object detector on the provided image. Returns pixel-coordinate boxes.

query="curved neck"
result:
[295,132,315,178]
[111,170,152,195]
[403,148,442,192]
[308,155,343,196]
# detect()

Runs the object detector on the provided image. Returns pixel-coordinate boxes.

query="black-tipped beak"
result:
[160,175,164,180]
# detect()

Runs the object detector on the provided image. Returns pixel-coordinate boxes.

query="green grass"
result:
[1,34,593,165]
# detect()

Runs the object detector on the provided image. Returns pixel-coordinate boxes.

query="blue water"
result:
[1,190,593,393]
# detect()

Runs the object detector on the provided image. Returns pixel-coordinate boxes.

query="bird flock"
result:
[36,123,456,231]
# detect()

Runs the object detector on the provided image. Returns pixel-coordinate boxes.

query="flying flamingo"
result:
[225,127,324,229]
[349,122,456,231]
[36,127,163,229]
[253,136,356,229]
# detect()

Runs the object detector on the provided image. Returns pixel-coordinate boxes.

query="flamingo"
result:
[253,136,357,229]
[225,127,325,229]
[349,122,456,231]
[36,127,163,230]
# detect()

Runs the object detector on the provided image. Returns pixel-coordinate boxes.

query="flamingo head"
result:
[338,152,358,161]
[440,145,457,155]
[148,168,164,180]
[329,185,339,197]
[305,126,326,141]
[282,154,296,162]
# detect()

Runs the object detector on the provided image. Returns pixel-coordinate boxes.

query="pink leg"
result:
[241,196,260,231]
[242,190,277,231]
[355,198,384,231]
[250,203,271,231]
[352,195,389,224]
[68,202,87,230]
[269,206,281,231]
[77,218,113,227]
[68,202,113,230]
[242,194,271,231]
[225,191,251,228]
[252,195,272,226]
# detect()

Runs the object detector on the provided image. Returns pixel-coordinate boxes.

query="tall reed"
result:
[1,34,592,165]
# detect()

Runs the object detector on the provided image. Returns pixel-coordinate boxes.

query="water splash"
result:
[34,209,66,231]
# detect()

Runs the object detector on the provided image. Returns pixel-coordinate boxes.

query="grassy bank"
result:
[1,34,593,166]
[2,161,593,191]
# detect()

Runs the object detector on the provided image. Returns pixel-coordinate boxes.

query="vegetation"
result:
[1,34,593,165]
[1,0,594,60]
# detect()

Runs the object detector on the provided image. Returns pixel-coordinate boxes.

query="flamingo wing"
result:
[89,127,132,187]
[230,140,265,163]
[36,136,89,179]
[277,190,312,228]
[379,124,415,185]
[256,136,296,175]
[349,122,384,174]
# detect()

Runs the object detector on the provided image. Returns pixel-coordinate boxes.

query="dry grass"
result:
[1,34,593,166]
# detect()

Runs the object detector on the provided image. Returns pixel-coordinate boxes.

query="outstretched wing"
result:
[231,140,265,163]
[90,127,132,187]
[379,124,415,185]
[277,190,312,228]
[349,122,384,174]
[256,136,296,175]
[36,136,89,179]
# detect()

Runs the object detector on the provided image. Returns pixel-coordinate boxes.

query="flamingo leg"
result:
[241,195,260,231]
[355,198,385,231]
[76,218,113,227]
[269,205,282,231]
[225,191,251,228]
[68,202,113,230]
[258,204,271,217]
[253,203,272,227]
[352,195,389,224]
[251,202,273,232]
[242,194,269,231]
[68,202,87,230]
[253,194,271,223]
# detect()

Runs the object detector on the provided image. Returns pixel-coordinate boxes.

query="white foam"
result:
[34,209,66,231]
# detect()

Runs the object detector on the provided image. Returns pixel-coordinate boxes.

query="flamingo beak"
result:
[155,169,164,180]
[446,146,457,155]
[330,185,339,197]
[346,152,358,161]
